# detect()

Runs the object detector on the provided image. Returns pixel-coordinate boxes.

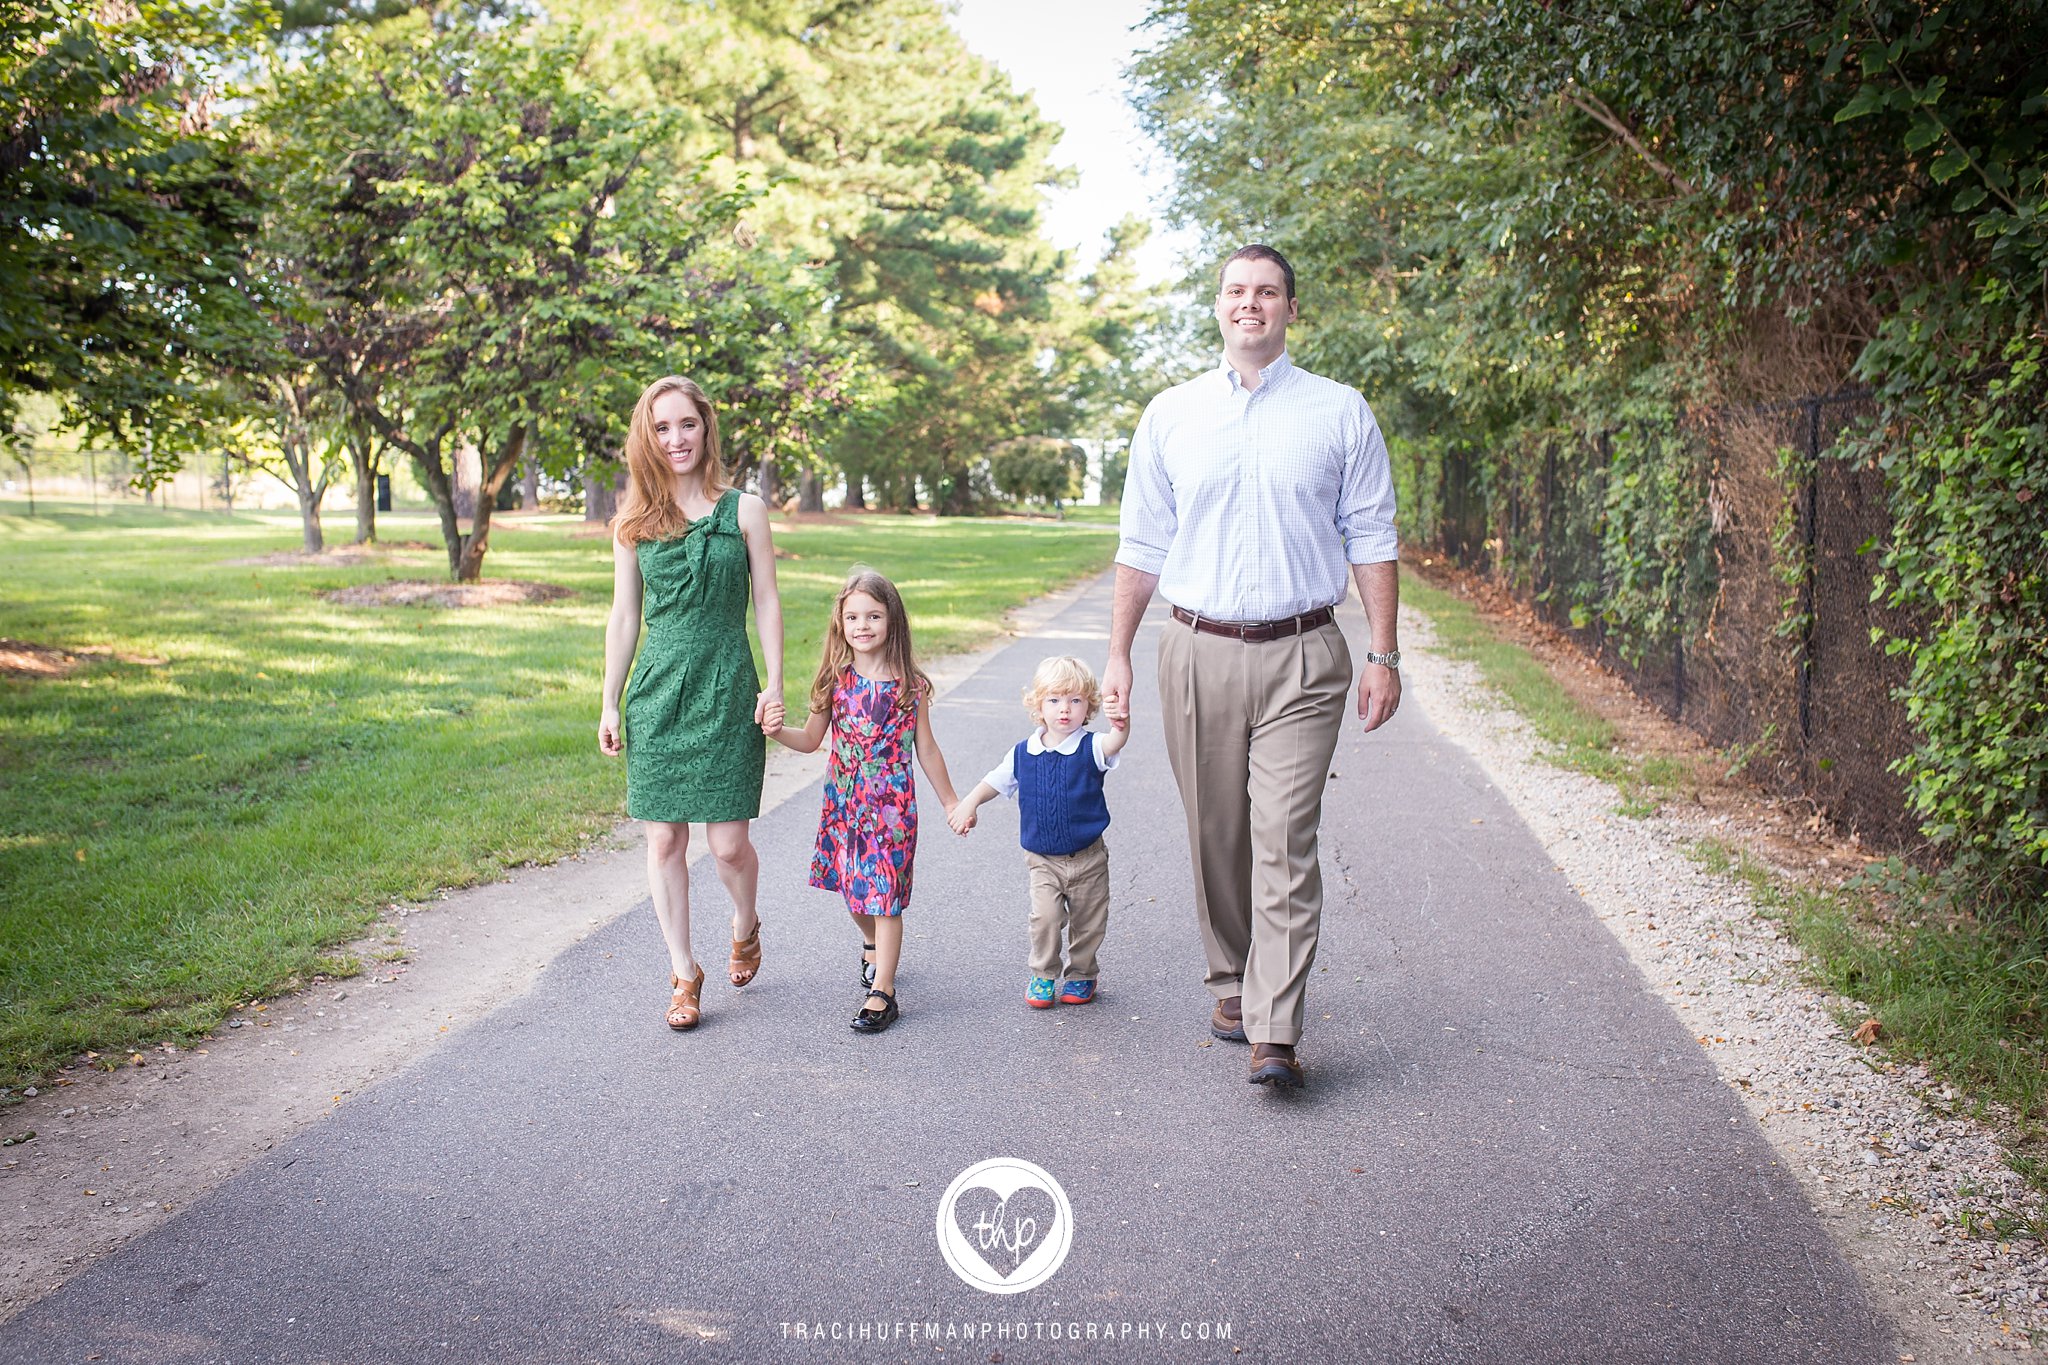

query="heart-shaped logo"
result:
[935,1158,1074,1294]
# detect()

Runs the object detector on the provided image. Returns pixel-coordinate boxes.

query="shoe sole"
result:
[1247,1064,1304,1088]
[1027,997,1055,1010]
[1210,1022,1248,1042]
[1058,995,1094,1005]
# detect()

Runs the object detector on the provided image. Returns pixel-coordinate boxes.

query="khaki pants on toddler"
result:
[1024,837,1111,980]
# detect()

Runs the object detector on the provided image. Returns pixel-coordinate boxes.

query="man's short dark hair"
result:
[1219,244,1296,300]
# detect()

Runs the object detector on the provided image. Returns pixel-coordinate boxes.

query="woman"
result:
[599,375,784,1030]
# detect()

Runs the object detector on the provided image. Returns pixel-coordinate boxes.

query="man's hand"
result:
[1102,656,1134,729]
[1357,663,1401,733]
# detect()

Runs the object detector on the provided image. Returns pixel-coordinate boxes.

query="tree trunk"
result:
[274,380,328,552]
[845,472,866,510]
[584,459,622,524]
[297,478,325,553]
[405,450,463,578]
[349,422,380,544]
[522,457,539,512]
[798,468,824,513]
[457,424,528,583]
[756,454,779,509]
[452,440,482,521]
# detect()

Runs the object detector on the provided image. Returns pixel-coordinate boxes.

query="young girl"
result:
[771,567,959,1033]
[599,375,785,1033]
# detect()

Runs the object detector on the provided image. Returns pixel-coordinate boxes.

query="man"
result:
[1101,244,1400,1089]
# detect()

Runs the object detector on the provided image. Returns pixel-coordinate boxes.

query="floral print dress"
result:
[808,667,918,916]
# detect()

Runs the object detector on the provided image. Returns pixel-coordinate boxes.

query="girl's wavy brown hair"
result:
[807,566,931,719]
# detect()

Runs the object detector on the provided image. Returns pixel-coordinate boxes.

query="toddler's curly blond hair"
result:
[1022,655,1101,721]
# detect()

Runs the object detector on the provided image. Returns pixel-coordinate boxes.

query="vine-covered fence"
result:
[1437,393,1927,853]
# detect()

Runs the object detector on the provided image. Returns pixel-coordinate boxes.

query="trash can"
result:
[376,474,392,512]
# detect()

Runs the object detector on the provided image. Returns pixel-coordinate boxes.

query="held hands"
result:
[1101,656,1134,730]
[946,800,978,837]
[599,706,623,756]
[755,689,784,737]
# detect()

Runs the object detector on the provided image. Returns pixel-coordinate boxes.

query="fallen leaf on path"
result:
[1851,1018,1881,1045]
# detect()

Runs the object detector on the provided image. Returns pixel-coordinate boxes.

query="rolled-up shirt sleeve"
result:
[1338,394,1400,564]
[1115,398,1175,575]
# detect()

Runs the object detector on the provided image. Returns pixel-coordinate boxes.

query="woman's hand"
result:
[599,706,623,756]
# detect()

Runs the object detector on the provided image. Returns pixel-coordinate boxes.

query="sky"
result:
[944,0,1202,288]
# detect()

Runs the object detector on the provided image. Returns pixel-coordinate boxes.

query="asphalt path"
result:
[4,574,1890,1364]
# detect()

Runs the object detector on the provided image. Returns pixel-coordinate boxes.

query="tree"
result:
[570,0,1073,511]
[1,1,273,475]
[1135,0,2048,898]
[987,436,1084,511]
[258,14,757,579]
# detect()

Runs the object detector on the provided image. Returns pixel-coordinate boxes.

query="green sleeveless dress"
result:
[623,489,765,823]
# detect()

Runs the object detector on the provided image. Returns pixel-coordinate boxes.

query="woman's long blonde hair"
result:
[613,375,733,545]
[808,566,931,718]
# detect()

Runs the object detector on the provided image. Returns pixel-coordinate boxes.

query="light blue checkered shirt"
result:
[1114,353,1399,622]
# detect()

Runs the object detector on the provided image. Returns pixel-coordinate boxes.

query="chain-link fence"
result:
[1438,393,1928,854]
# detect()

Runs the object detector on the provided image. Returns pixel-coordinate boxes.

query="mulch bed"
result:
[0,639,166,680]
[319,581,575,609]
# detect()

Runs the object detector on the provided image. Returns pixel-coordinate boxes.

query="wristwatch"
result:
[1364,649,1401,669]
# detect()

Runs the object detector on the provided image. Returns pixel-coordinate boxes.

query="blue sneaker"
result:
[1057,979,1096,1005]
[1026,976,1057,1009]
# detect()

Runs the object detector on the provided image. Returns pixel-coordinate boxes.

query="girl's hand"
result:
[599,707,623,756]
[947,803,977,836]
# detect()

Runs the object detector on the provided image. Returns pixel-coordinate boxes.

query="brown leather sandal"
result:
[667,965,706,1031]
[729,923,762,988]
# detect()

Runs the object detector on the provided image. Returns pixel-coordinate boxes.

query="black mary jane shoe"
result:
[851,988,899,1034]
[860,942,877,990]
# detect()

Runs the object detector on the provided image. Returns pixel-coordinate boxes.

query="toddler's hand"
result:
[947,804,977,836]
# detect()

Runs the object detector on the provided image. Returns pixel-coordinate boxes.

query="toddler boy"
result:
[948,655,1128,1006]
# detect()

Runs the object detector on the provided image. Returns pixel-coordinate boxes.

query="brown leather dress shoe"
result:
[1210,994,1248,1043]
[1247,1042,1304,1087]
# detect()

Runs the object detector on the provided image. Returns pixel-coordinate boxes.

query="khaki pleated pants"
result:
[1157,616,1351,1045]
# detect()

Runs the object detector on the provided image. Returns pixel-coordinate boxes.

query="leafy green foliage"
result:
[1136,0,2047,903]
[571,0,1087,509]
[1,0,274,466]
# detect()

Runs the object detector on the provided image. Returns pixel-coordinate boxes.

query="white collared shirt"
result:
[979,727,1119,800]
[1114,352,1399,621]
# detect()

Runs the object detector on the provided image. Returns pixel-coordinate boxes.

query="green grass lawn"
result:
[0,499,1116,1085]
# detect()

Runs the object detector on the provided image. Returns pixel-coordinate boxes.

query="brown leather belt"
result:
[1170,604,1335,643]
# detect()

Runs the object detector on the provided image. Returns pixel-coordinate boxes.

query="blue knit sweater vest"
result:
[1015,733,1110,857]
